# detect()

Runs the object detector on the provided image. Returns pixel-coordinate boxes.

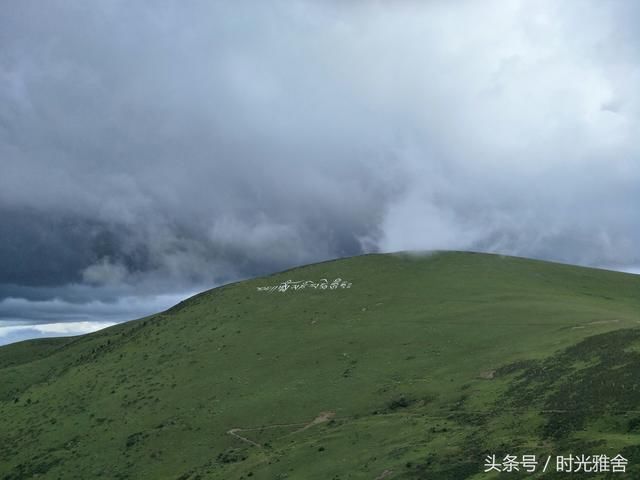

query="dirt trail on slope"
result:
[227,411,337,447]
[375,469,393,480]
[226,428,263,448]
[295,411,335,432]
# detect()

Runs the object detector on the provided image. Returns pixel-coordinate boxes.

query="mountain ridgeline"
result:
[1,251,640,479]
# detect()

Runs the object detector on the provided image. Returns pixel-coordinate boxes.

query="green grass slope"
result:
[1,251,640,479]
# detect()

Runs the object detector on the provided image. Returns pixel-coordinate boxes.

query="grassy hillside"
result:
[1,251,640,479]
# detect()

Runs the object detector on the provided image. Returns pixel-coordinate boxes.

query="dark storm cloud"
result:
[0,1,394,296]
[1,1,639,339]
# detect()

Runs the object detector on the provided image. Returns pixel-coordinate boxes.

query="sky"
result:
[1,0,639,345]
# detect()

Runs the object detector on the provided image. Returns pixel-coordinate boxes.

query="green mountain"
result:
[1,251,640,479]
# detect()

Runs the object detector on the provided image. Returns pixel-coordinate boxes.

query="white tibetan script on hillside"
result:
[256,278,352,293]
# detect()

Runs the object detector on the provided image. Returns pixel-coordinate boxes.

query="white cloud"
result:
[0,290,197,345]
[0,321,116,346]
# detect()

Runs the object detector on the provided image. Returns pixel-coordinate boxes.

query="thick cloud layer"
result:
[1,1,639,342]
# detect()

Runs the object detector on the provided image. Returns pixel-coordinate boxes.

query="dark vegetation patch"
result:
[447,411,489,426]
[387,395,414,411]
[373,395,417,415]
[627,416,640,432]
[494,359,537,377]
[3,457,61,480]
[216,448,248,464]
[619,445,640,476]
[125,431,148,448]
[403,450,480,480]
[498,329,640,439]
